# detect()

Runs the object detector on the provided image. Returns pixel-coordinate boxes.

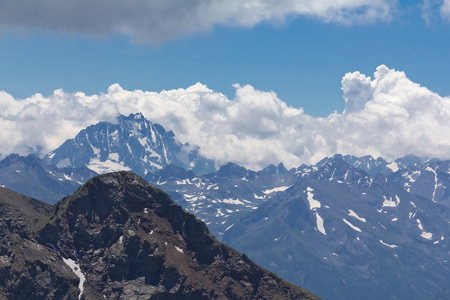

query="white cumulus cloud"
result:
[0,0,394,44]
[2,65,450,170]
[441,0,450,19]
[336,65,450,160]
[422,0,450,23]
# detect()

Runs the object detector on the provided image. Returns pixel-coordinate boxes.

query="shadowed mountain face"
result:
[0,172,320,300]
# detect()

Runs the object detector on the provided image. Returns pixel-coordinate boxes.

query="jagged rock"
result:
[0,187,80,300]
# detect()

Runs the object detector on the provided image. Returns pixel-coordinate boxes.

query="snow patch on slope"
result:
[222,198,245,205]
[316,212,326,235]
[348,209,366,222]
[62,257,86,299]
[87,158,131,174]
[306,187,321,210]
[380,240,398,248]
[343,218,362,232]
[386,162,399,172]
[421,232,433,240]
[263,186,291,194]
[425,166,439,203]
[416,219,433,240]
[382,195,400,208]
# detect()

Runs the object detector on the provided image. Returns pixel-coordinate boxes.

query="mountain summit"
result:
[44,113,217,176]
[0,172,320,299]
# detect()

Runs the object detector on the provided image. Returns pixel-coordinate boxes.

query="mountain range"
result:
[0,172,319,299]
[223,156,450,300]
[142,155,450,299]
[0,113,449,299]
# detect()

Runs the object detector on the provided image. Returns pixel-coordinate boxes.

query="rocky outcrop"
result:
[0,172,321,300]
[0,187,80,299]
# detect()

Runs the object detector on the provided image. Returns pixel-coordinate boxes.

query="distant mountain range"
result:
[143,155,450,299]
[0,113,449,299]
[145,162,296,237]
[223,156,450,300]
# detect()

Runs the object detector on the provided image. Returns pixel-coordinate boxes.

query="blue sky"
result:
[2,0,450,117]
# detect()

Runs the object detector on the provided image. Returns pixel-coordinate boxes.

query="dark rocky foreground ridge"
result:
[0,171,320,300]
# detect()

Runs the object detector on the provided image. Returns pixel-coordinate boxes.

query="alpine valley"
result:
[1,113,449,300]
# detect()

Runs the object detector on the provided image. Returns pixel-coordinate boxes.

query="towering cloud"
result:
[1,65,450,170]
[0,0,393,44]
[337,65,450,160]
